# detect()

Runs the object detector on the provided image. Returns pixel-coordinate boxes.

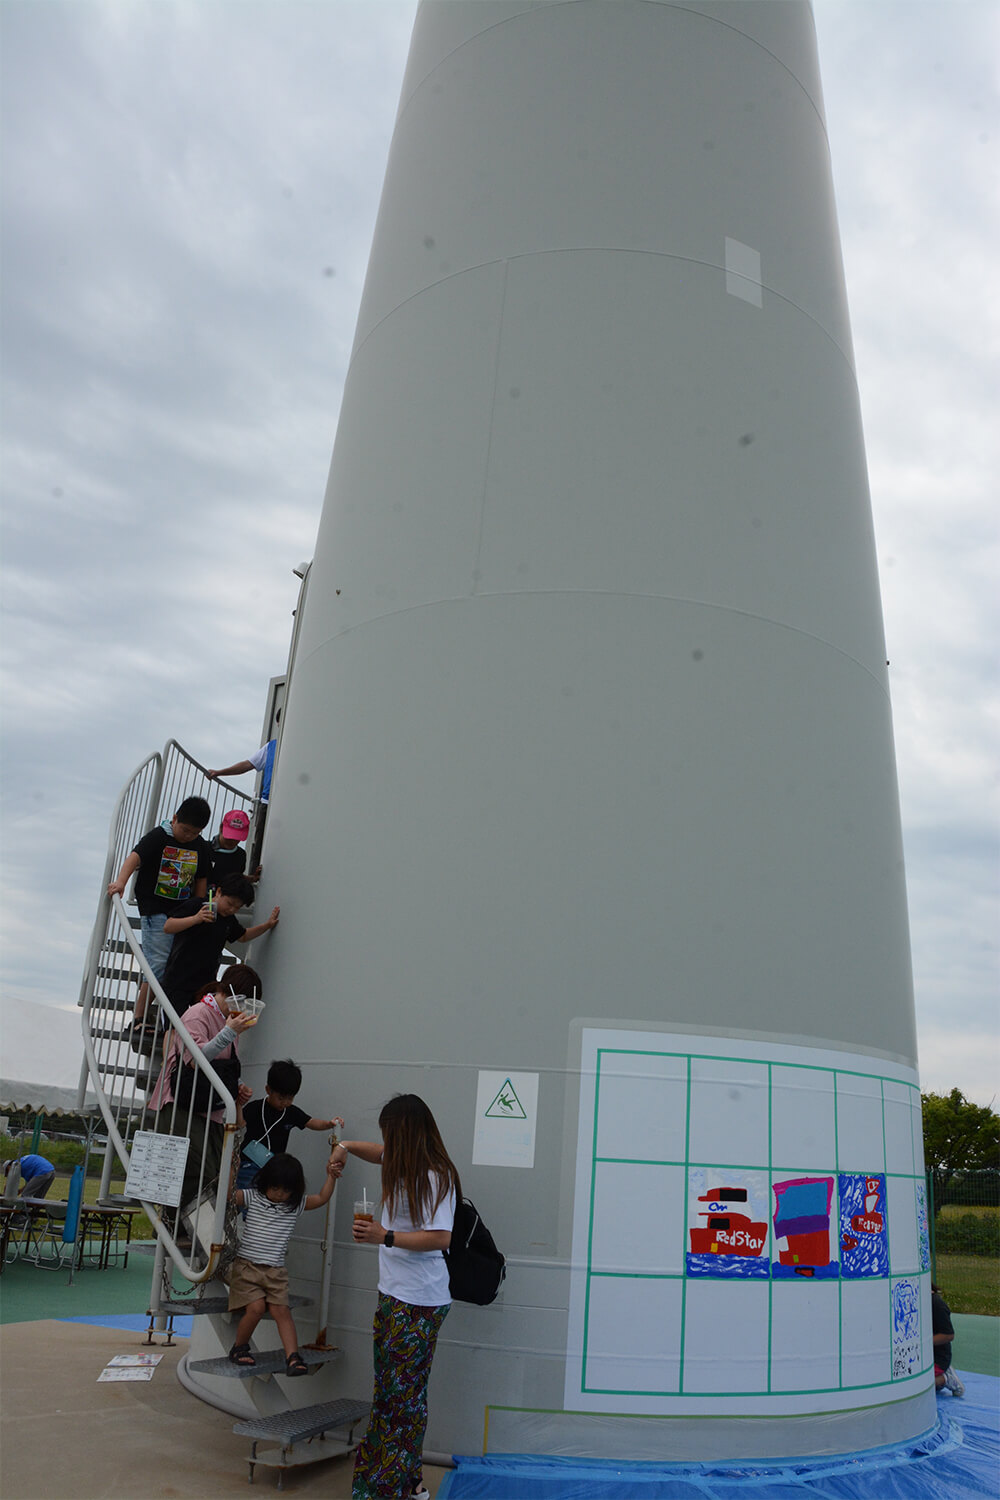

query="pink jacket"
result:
[148,999,238,1123]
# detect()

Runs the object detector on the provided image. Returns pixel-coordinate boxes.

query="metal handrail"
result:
[77,740,258,1289]
[75,749,164,1023]
[80,894,239,1284]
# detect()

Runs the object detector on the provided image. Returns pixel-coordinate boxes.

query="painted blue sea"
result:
[686,1253,770,1279]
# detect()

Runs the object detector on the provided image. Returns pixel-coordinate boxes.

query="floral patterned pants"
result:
[352,1292,449,1499]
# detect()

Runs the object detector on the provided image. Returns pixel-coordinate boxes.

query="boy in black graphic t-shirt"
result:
[107,795,212,1050]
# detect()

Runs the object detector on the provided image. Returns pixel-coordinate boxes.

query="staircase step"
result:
[82,995,133,1011]
[98,1062,153,1085]
[190,1346,339,1380]
[96,964,141,982]
[232,1396,369,1443]
[159,1293,313,1317]
[89,1026,131,1042]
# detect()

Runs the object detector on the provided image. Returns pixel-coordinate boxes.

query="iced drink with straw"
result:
[230,987,265,1026]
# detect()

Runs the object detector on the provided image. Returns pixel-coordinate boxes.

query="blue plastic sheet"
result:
[439,1374,999,1499]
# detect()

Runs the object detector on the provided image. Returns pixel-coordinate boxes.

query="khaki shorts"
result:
[228,1256,290,1311]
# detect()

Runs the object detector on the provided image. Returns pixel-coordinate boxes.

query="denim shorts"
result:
[139,913,174,980]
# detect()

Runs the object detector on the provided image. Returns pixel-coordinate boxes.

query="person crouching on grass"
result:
[228,1151,342,1376]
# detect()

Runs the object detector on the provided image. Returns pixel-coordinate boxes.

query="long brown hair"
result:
[379,1095,461,1223]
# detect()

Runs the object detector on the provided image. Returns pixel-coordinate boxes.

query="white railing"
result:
[77,742,256,1290]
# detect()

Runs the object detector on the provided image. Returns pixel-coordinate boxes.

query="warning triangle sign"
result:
[485,1078,527,1119]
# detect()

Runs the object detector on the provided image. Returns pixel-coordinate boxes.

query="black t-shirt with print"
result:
[132,827,210,916]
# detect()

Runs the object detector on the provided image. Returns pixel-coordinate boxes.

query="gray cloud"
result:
[2,0,996,1104]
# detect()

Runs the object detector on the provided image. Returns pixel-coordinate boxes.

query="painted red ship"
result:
[690,1186,768,1257]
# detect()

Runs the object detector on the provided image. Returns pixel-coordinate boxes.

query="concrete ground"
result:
[0,1252,450,1500]
[1,1248,996,1497]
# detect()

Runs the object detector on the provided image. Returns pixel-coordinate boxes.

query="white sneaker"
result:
[944,1367,965,1398]
[410,1487,430,1500]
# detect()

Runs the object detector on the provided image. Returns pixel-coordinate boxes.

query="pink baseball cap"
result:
[220,809,250,842]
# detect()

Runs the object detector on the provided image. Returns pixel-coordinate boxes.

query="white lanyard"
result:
[260,1107,287,1150]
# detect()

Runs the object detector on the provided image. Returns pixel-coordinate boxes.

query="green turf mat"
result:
[952,1313,1000,1377]
[0,1246,156,1325]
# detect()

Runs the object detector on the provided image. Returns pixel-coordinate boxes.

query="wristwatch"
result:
[384,1230,395,1248]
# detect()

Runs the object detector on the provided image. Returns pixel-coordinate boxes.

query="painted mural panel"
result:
[891,1277,922,1379]
[686,1168,770,1277]
[915,1180,930,1273]
[771,1176,838,1280]
[839,1173,889,1277]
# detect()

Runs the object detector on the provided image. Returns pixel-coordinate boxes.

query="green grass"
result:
[939,1202,999,1219]
[934,1252,1000,1317]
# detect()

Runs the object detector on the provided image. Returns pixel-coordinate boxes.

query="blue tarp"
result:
[440,1375,999,1498]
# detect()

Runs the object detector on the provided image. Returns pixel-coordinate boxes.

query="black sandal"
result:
[228,1342,256,1366]
[285,1350,308,1376]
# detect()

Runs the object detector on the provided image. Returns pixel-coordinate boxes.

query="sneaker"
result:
[410,1489,430,1500]
[943,1367,965,1398]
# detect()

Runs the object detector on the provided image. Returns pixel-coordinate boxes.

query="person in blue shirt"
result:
[3,1153,56,1200]
[207,739,277,805]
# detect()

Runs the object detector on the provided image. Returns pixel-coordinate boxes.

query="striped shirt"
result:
[239,1188,305,1266]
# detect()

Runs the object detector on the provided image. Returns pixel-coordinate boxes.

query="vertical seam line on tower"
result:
[470,257,510,598]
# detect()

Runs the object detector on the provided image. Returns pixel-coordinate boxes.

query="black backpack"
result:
[445,1196,506,1305]
[172,1054,241,1116]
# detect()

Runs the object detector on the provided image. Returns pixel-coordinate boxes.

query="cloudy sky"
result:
[1,2,996,1105]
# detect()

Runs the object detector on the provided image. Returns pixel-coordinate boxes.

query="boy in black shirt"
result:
[161,873,280,1014]
[107,796,212,1050]
[932,1282,965,1397]
[238,1059,343,1190]
[208,809,261,886]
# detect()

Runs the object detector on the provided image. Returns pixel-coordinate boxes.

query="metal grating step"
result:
[232,1396,369,1442]
[190,1346,340,1380]
[98,1063,153,1085]
[159,1293,313,1318]
[84,995,134,1011]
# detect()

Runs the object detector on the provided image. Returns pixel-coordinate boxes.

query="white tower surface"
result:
[245,0,933,1461]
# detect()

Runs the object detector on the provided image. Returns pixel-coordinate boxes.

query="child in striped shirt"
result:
[228,1151,342,1374]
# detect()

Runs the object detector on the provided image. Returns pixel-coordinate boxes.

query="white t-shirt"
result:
[378,1173,456,1307]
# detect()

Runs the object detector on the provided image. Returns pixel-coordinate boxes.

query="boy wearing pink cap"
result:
[208,809,261,887]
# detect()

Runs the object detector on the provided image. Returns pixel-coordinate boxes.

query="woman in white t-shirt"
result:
[332,1095,459,1500]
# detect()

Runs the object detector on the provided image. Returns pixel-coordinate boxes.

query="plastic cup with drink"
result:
[230,989,265,1026]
